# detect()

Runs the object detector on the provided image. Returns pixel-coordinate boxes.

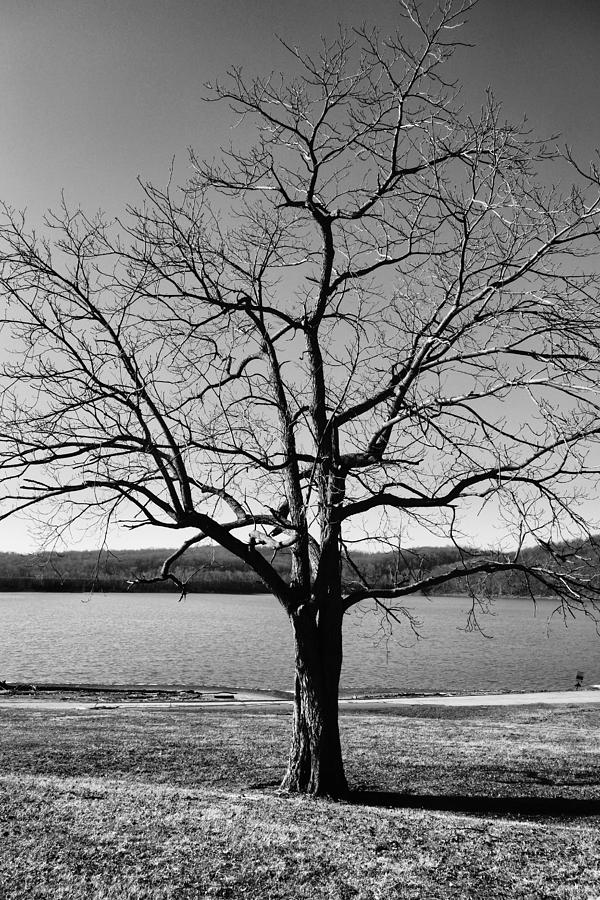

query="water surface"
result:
[1,592,599,694]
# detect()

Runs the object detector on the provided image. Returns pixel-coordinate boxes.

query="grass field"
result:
[0,702,598,898]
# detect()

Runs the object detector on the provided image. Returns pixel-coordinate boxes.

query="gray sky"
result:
[1,0,600,552]
[3,0,599,219]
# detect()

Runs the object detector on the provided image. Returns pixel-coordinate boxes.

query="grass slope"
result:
[0,704,598,898]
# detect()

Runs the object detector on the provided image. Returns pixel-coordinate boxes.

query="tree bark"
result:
[280,604,348,798]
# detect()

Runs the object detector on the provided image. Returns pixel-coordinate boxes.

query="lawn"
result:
[0,703,598,898]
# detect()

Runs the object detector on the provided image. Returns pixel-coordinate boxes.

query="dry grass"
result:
[0,703,598,898]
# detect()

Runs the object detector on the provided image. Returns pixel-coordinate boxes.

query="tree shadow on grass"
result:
[350,791,600,819]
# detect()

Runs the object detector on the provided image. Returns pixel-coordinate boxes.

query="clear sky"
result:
[1,0,599,552]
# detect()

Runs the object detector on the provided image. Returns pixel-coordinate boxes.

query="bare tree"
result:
[2,0,600,796]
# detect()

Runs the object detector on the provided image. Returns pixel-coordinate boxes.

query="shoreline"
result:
[1,681,600,710]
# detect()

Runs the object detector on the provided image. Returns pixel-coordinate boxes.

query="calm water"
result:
[1,592,599,694]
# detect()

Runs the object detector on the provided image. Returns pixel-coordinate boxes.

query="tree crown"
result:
[2,0,600,620]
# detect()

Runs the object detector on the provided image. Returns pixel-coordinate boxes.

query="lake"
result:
[1,592,599,694]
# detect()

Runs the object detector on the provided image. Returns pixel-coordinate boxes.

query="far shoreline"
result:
[0,587,560,602]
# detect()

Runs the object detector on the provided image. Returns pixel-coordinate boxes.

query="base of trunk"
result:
[280,674,348,798]
[280,761,348,799]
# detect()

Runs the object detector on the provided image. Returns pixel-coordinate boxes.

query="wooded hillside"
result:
[0,540,597,597]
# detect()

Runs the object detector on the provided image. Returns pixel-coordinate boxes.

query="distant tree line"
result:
[0,539,597,597]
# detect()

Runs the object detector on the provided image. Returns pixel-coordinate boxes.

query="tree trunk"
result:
[280,604,348,798]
